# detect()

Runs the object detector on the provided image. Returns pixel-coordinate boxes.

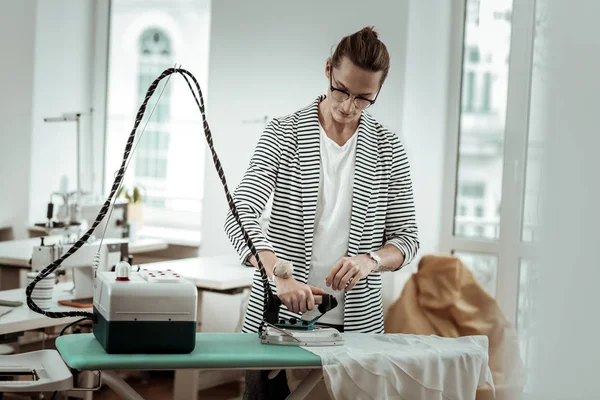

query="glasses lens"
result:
[331,90,349,102]
[355,98,372,109]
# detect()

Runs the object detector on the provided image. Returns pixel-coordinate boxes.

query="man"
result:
[225,26,419,399]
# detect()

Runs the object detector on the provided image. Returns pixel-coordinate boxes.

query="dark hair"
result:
[330,26,390,84]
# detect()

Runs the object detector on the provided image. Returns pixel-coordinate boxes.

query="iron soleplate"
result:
[259,325,344,346]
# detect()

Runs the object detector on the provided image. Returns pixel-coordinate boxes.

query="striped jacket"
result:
[224,95,419,333]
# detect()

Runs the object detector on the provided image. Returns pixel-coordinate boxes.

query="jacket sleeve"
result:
[224,120,282,266]
[384,135,420,269]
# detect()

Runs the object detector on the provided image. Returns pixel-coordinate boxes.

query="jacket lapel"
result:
[296,98,379,269]
[347,116,378,256]
[297,98,322,277]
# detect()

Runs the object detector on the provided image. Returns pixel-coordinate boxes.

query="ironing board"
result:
[55,333,323,400]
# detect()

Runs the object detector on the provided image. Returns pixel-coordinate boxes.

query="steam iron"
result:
[259,294,344,346]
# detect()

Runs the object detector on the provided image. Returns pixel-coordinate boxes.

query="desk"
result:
[0,283,80,338]
[0,237,168,290]
[140,255,253,293]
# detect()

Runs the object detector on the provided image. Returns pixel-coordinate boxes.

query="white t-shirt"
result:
[307,121,359,325]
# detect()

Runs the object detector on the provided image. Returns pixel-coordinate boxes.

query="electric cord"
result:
[60,317,94,337]
[98,67,175,251]
[24,68,173,320]
[175,69,273,324]
[25,66,274,331]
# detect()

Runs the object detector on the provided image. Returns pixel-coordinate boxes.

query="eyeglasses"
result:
[329,70,381,109]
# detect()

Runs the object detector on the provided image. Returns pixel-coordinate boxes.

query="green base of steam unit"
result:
[92,307,196,354]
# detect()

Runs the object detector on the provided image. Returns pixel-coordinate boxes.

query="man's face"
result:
[326,56,383,125]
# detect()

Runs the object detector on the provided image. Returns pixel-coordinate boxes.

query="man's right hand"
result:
[274,277,328,314]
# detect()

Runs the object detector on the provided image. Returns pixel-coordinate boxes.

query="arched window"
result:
[104,4,211,236]
[135,28,173,207]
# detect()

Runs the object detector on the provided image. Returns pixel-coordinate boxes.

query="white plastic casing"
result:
[0,350,73,392]
[93,269,198,323]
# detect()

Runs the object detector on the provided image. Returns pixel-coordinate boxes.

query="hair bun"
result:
[330,26,390,83]
[360,26,379,40]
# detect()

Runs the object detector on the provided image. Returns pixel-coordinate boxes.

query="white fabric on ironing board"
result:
[296,333,494,400]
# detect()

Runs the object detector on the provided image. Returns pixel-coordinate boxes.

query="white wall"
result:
[530,0,600,397]
[199,0,453,328]
[0,1,37,239]
[28,0,97,227]
[395,0,452,289]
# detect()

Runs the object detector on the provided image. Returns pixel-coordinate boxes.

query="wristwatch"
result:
[367,251,382,269]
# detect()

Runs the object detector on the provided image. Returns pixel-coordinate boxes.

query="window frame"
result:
[92,1,206,234]
[440,0,538,326]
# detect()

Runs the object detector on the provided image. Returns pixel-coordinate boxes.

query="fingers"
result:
[326,257,346,287]
[334,262,358,291]
[283,296,301,314]
[280,291,314,313]
[345,274,360,291]
[307,291,315,311]
[299,290,308,313]
[309,285,328,295]
[339,269,355,291]
[279,296,294,313]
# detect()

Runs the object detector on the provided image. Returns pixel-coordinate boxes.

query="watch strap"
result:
[368,251,382,268]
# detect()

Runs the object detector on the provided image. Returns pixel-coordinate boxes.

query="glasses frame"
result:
[329,69,382,109]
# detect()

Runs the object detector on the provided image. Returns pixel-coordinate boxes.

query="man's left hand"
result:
[326,255,376,291]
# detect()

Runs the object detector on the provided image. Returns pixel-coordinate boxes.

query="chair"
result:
[385,255,526,400]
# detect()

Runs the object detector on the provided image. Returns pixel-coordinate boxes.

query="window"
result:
[475,205,484,217]
[462,52,494,116]
[468,46,480,63]
[462,71,476,112]
[135,29,172,200]
[442,0,539,391]
[456,182,489,239]
[517,258,539,392]
[481,72,492,112]
[453,251,498,297]
[460,182,485,197]
[102,1,211,233]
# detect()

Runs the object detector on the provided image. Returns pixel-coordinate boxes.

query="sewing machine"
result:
[31,238,127,299]
[31,198,129,241]
[80,200,129,239]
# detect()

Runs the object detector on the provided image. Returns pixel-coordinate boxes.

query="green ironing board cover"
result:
[55,333,322,370]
